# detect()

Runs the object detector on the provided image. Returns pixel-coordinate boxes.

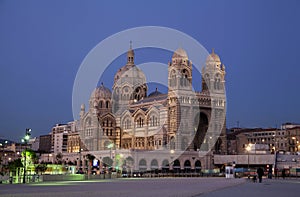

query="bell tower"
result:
[167,48,194,151]
[168,48,192,92]
[201,49,227,154]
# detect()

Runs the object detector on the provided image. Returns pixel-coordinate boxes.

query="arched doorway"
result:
[162,159,169,173]
[193,112,209,151]
[184,160,191,173]
[139,159,147,171]
[151,159,158,174]
[195,160,201,173]
[173,159,180,173]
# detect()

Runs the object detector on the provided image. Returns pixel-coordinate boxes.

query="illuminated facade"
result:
[78,45,227,171]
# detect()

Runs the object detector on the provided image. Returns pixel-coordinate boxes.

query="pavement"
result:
[0,177,299,197]
[199,178,300,197]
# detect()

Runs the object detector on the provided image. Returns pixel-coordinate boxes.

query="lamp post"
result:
[0,143,3,174]
[107,143,114,169]
[48,154,52,163]
[22,128,31,184]
[78,148,83,173]
[0,141,8,174]
[246,144,251,171]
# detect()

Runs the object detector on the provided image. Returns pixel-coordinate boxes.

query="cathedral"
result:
[78,44,227,171]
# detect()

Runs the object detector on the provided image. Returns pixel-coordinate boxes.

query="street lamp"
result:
[78,148,83,173]
[22,128,31,184]
[246,144,251,171]
[0,143,3,174]
[108,143,114,157]
[107,143,114,169]
[48,154,52,163]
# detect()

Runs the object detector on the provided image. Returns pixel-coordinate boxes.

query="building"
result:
[281,122,300,130]
[78,45,227,171]
[28,137,39,152]
[50,121,79,154]
[53,132,68,154]
[51,124,71,152]
[285,126,300,152]
[227,125,300,155]
[67,132,82,153]
[38,134,52,153]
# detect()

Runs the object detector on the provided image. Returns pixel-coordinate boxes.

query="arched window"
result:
[136,116,144,128]
[123,117,131,129]
[170,70,176,87]
[149,114,159,127]
[170,136,175,150]
[106,101,110,108]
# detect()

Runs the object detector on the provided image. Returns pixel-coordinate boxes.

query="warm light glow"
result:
[170,149,175,154]
[292,137,296,140]
[107,143,114,148]
[246,144,251,152]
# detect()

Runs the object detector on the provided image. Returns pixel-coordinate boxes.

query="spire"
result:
[127,41,134,65]
[212,48,215,54]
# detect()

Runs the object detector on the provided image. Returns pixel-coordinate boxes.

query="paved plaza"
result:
[199,178,300,197]
[0,177,299,197]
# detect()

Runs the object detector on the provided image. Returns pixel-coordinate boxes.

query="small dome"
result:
[206,49,221,63]
[91,83,111,99]
[172,48,188,59]
[148,88,162,97]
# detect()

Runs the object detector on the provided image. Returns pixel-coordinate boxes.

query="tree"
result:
[35,164,48,175]
[85,154,95,178]
[56,153,63,164]
[22,149,38,165]
[8,158,23,172]
[102,157,113,168]
[7,158,23,181]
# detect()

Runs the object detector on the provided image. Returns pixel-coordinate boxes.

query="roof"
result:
[134,93,167,104]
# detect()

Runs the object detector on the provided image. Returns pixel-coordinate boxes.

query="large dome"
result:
[91,83,112,99]
[172,48,188,59]
[148,88,163,97]
[114,65,146,86]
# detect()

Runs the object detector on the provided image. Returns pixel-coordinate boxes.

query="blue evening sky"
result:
[0,0,299,141]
